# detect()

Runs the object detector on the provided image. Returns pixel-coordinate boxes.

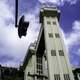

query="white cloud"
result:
[0,0,14,20]
[62,20,80,66]
[66,20,80,48]
[0,0,79,68]
[38,0,62,3]
[76,49,80,57]
[0,0,40,67]
[66,0,77,4]
[38,0,78,5]
[38,0,63,6]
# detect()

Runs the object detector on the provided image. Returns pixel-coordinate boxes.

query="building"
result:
[23,42,48,80]
[22,7,75,80]
[72,67,80,80]
[0,65,24,80]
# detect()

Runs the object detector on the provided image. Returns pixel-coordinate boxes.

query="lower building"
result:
[72,67,80,80]
[22,42,48,80]
[0,65,24,80]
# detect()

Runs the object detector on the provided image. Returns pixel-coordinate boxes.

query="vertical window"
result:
[59,50,64,56]
[55,33,60,38]
[53,21,56,25]
[48,33,53,38]
[51,50,56,56]
[54,74,60,80]
[47,21,51,24]
[37,76,43,80]
[64,74,70,80]
[36,54,43,75]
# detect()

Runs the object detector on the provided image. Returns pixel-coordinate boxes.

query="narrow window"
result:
[64,74,70,80]
[47,21,51,24]
[36,54,43,75]
[53,21,56,25]
[54,74,60,80]
[59,50,64,56]
[55,33,60,38]
[37,76,43,80]
[51,50,56,56]
[49,33,53,38]
[64,74,66,80]
[67,74,70,80]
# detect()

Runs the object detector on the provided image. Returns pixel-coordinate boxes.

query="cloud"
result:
[66,20,80,48]
[76,49,80,61]
[0,0,40,67]
[0,0,79,68]
[66,0,77,4]
[38,0,78,6]
[63,20,80,67]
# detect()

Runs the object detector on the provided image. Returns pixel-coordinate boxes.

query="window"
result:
[37,58,42,63]
[54,74,60,80]
[47,21,51,24]
[53,21,56,25]
[37,70,43,74]
[55,33,60,38]
[37,64,42,70]
[64,74,70,80]
[59,50,64,56]
[37,76,43,80]
[51,50,56,56]
[37,65,43,74]
[36,54,43,75]
[49,33,53,38]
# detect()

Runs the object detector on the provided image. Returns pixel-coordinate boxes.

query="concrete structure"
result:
[23,7,75,80]
[0,65,24,80]
[72,67,80,80]
[23,42,48,80]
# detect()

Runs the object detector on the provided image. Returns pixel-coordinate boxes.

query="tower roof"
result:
[40,7,60,23]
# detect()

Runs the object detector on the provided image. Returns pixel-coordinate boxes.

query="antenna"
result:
[15,0,29,38]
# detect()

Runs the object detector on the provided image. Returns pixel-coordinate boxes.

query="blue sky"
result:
[0,0,80,68]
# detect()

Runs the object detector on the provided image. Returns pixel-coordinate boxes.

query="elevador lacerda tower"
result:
[38,7,75,80]
[22,7,75,80]
[15,0,75,80]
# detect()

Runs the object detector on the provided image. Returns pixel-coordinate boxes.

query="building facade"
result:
[23,7,75,80]
[0,65,24,80]
[23,42,48,80]
[72,67,80,80]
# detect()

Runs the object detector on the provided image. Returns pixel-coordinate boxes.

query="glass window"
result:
[49,33,53,38]
[37,76,43,80]
[36,54,43,75]
[37,58,42,63]
[64,74,70,80]
[59,50,64,56]
[53,21,56,25]
[51,50,56,56]
[54,74,60,80]
[47,21,51,24]
[55,33,60,38]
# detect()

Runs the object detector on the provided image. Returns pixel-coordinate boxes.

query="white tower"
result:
[40,7,74,80]
[23,7,75,80]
